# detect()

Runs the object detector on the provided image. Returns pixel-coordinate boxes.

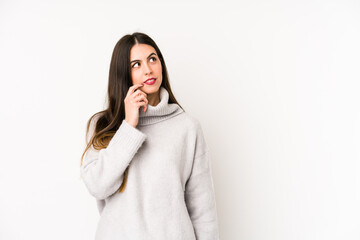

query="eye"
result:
[150,57,157,62]
[132,62,139,68]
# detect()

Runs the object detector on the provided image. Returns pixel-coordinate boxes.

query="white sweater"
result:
[80,86,219,240]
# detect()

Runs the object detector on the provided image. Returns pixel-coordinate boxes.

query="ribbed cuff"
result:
[107,119,147,154]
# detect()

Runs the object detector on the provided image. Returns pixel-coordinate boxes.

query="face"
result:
[130,43,162,95]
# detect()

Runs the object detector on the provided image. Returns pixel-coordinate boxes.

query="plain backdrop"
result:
[0,0,359,239]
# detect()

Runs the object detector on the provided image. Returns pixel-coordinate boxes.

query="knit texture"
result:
[80,86,219,240]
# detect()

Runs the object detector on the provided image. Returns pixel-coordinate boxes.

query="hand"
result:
[124,84,148,128]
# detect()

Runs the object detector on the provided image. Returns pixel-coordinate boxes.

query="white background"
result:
[1,0,359,239]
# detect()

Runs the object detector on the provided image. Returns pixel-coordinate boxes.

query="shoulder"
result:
[177,112,209,158]
[175,111,203,132]
[174,112,206,149]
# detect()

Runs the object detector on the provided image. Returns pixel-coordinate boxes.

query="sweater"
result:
[80,86,219,240]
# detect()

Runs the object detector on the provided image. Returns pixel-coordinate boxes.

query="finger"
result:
[127,84,144,96]
[136,97,148,111]
[132,92,147,101]
[131,89,147,98]
[126,88,145,103]
[134,94,148,104]
[137,101,147,109]
[138,96,149,112]
[144,98,148,112]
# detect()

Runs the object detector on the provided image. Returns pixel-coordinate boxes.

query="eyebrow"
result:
[130,52,157,64]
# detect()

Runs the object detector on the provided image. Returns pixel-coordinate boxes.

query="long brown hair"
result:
[80,32,184,193]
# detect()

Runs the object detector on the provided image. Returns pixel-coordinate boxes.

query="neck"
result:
[138,86,184,126]
[147,91,161,106]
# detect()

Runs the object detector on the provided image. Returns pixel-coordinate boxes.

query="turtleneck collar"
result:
[138,86,184,126]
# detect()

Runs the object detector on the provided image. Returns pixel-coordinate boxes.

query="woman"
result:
[80,32,219,240]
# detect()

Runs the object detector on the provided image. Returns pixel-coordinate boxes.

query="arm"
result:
[185,122,220,239]
[80,118,146,200]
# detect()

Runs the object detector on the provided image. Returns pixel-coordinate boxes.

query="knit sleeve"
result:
[80,119,146,200]
[185,121,220,239]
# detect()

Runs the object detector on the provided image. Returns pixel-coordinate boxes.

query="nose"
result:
[143,62,152,75]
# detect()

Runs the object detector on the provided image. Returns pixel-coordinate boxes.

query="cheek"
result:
[131,71,140,84]
[156,63,162,74]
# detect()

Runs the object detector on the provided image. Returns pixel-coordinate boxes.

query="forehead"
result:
[130,44,156,60]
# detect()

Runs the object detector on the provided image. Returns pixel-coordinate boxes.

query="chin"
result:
[144,88,159,95]
[142,83,161,94]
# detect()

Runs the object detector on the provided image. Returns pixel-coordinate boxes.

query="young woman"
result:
[80,32,219,240]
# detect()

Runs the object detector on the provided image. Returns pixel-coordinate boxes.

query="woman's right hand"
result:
[124,84,149,128]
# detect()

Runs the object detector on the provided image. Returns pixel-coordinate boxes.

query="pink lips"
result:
[144,78,156,85]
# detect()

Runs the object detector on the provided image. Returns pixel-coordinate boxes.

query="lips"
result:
[144,78,156,85]
[144,78,156,83]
